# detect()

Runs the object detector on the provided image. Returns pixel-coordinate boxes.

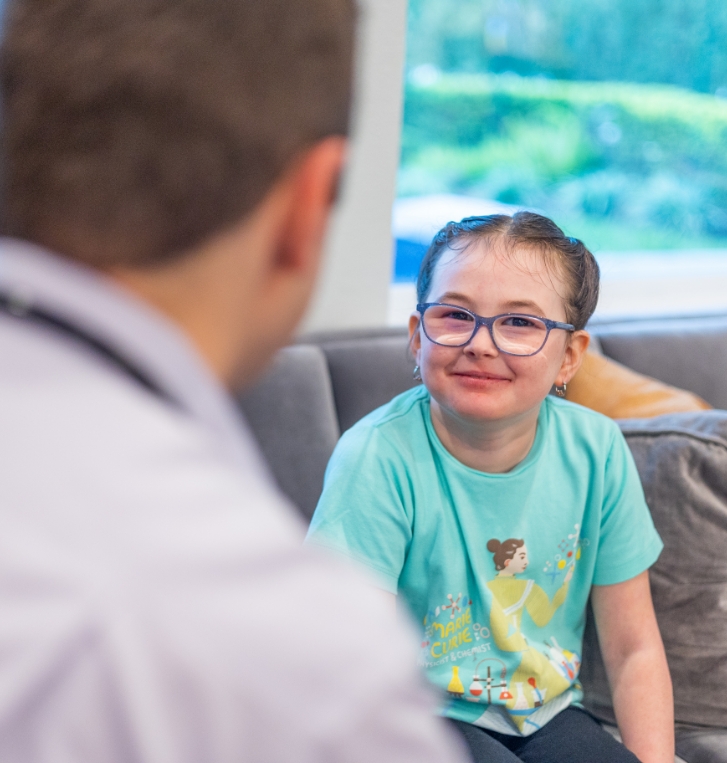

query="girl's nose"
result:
[464,324,499,358]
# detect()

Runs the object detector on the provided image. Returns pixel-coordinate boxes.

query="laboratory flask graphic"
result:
[447,666,465,698]
[467,658,512,703]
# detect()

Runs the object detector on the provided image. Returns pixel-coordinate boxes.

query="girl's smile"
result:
[450,369,512,385]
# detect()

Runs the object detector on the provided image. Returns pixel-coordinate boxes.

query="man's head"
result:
[0,0,355,386]
[1,0,355,267]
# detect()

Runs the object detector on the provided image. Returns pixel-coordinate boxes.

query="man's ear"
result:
[555,330,590,387]
[274,136,347,276]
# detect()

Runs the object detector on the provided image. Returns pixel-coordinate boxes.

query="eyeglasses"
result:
[416,302,575,356]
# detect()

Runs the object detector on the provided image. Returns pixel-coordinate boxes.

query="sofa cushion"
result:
[676,728,727,763]
[566,350,711,419]
[581,411,727,733]
[237,345,339,520]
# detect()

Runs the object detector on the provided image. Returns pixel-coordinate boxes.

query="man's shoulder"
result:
[0,314,304,567]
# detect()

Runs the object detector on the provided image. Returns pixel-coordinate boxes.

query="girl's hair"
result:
[416,212,600,330]
[487,538,525,571]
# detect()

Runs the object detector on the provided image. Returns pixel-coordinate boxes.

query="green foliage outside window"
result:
[401,0,727,250]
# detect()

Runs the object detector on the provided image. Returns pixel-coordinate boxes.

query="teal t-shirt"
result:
[307,387,663,736]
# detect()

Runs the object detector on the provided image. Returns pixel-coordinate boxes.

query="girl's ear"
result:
[555,330,590,387]
[503,559,511,568]
[408,312,422,364]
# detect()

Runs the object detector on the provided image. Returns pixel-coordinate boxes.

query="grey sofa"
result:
[238,312,727,763]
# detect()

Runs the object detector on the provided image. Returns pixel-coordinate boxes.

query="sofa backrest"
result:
[592,315,727,409]
[316,334,418,432]
[237,333,417,517]
[237,344,339,520]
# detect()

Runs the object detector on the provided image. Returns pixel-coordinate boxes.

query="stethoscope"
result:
[0,291,178,406]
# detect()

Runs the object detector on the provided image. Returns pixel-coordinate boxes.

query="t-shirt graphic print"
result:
[422,528,587,734]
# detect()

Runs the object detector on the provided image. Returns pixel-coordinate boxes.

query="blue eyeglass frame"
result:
[416,302,575,356]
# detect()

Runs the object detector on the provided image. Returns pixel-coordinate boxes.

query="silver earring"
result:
[413,365,422,381]
[555,383,567,398]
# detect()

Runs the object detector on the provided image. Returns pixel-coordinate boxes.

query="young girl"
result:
[307,213,673,762]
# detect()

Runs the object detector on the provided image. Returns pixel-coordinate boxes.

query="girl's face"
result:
[410,241,588,429]
[504,545,529,575]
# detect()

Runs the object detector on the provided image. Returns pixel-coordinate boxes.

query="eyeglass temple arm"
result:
[549,319,576,331]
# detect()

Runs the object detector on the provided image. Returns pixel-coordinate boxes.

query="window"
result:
[392,0,727,321]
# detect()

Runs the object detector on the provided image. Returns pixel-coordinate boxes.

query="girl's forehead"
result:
[430,241,570,305]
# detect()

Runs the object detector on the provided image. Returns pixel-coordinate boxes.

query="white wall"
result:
[302,0,408,333]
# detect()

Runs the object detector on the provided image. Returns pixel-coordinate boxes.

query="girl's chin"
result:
[433,391,543,425]
[446,400,520,423]
[456,409,517,424]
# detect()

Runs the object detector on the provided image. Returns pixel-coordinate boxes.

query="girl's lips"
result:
[452,371,511,382]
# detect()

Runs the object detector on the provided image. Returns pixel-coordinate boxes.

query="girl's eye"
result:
[442,310,473,322]
[503,315,537,328]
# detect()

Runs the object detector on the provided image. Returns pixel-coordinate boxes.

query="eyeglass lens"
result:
[422,305,548,355]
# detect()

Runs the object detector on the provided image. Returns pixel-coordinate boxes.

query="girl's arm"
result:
[591,571,674,763]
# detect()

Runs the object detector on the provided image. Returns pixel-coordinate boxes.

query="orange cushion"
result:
[566,349,712,419]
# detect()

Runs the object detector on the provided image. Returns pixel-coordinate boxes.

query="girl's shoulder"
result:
[334,385,431,459]
[542,395,623,451]
[545,394,620,428]
[344,385,430,437]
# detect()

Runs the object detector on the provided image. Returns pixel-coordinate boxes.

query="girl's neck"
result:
[429,399,541,474]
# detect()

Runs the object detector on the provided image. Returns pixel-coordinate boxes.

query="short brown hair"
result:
[0,0,356,267]
[417,212,600,330]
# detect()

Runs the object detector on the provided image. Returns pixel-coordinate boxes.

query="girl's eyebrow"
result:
[437,291,474,305]
[502,299,546,315]
[437,293,547,316]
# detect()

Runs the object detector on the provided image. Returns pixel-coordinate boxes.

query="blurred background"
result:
[0,0,722,330]
[390,0,727,322]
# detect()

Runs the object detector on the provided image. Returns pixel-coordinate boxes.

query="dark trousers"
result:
[448,708,643,763]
